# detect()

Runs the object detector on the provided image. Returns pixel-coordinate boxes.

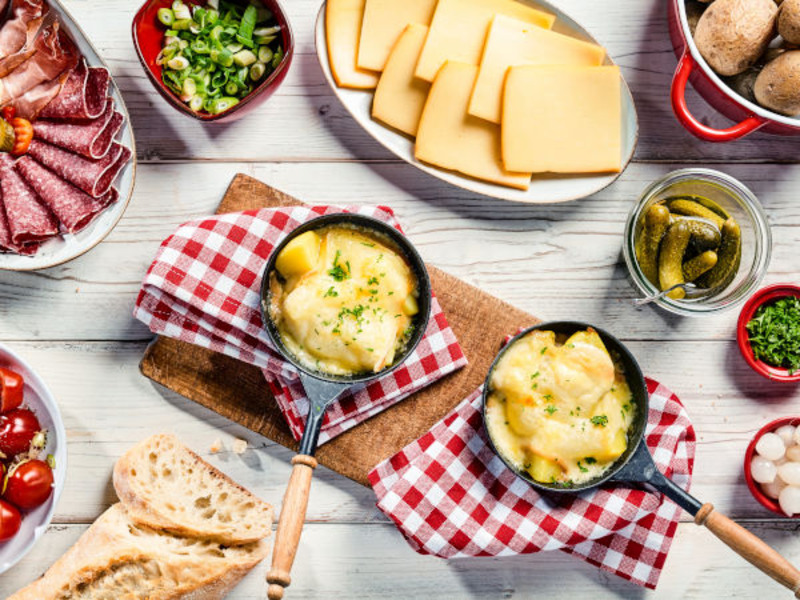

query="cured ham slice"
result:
[0,154,57,244]
[34,101,122,159]
[27,139,131,198]
[8,70,68,120]
[0,22,78,106]
[39,59,109,120]
[0,0,46,78]
[16,155,106,234]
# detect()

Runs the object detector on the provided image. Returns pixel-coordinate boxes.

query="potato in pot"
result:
[694,0,778,76]
[779,0,800,44]
[754,50,800,115]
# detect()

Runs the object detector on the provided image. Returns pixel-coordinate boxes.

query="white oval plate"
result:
[0,0,136,271]
[315,0,638,204]
[0,343,68,575]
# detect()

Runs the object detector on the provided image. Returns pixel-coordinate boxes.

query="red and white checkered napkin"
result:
[134,204,467,445]
[369,378,695,589]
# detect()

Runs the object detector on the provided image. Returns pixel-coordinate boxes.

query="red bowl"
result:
[744,416,800,517]
[737,284,800,383]
[132,0,294,123]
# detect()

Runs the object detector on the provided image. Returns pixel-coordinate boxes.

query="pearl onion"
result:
[761,478,787,500]
[778,462,800,486]
[751,456,777,484]
[779,486,800,517]
[787,446,800,462]
[794,427,800,446]
[756,433,786,461]
[775,425,797,447]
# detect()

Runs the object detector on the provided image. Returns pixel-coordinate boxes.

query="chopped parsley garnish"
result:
[367,276,379,285]
[530,371,540,380]
[578,461,588,473]
[543,394,552,401]
[540,347,548,355]
[323,286,338,298]
[622,403,630,413]
[590,415,608,427]
[544,405,557,415]
[361,242,375,247]
[328,250,351,281]
[584,457,597,464]
[746,296,800,374]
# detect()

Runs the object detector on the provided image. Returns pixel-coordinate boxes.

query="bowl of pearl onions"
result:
[745,417,800,517]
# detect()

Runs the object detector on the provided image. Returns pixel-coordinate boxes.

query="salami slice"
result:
[0,198,38,255]
[15,156,106,234]
[38,59,109,120]
[27,139,130,198]
[0,154,58,244]
[33,101,123,159]
[97,186,119,208]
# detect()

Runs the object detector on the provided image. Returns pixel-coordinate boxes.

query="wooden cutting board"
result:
[140,174,539,487]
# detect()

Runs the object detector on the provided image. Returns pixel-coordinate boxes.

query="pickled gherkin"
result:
[683,250,718,282]
[658,221,692,299]
[697,218,742,289]
[635,204,670,286]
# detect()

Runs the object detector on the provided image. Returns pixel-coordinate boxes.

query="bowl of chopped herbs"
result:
[738,284,800,382]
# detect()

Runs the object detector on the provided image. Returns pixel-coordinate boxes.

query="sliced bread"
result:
[8,504,270,600]
[113,433,273,545]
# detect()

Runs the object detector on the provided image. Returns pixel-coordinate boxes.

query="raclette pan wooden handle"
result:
[695,503,800,597]
[267,454,318,600]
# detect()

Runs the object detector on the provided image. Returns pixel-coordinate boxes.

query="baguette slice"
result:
[8,504,270,600]
[113,434,273,545]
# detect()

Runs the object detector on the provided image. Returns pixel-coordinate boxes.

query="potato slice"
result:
[592,428,628,463]
[564,328,608,354]
[402,294,419,316]
[528,454,563,483]
[275,231,321,278]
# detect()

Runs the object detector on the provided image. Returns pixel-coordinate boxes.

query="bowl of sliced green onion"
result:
[132,0,293,121]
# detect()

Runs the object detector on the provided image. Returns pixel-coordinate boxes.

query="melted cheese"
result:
[271,226,418,376]
[485,329,635,485]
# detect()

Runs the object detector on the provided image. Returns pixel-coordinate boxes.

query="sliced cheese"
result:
[372,24,431,136]
[415,61,531,190]
[326,0,380,89]
[469,15,606,123]
[414,0,555,82]
[502,65,622,174]
[357,0,437,71]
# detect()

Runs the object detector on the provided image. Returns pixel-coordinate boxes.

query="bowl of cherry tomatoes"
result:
[0,343,66,575]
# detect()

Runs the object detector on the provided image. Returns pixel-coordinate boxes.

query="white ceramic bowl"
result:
[0,343,67,575]
[0,0,137,272]
[315,0,639,204]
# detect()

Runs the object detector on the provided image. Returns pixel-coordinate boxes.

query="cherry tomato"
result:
[0,409,40,458]
[0,368,24,413]
[0,498,20,541]
[1,106,15,122]
[4,459,53,510]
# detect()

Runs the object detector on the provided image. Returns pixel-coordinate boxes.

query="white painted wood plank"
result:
[4,521,800,598]
[59,0,800,162]
[0,161,796,342]
[1,340,795,524]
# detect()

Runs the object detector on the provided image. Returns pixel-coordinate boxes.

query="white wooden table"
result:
[3,0,800,597]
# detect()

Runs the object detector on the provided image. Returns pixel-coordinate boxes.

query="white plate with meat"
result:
[0,0,135,271]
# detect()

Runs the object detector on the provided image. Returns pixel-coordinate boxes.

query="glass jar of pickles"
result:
[623,169,772,317]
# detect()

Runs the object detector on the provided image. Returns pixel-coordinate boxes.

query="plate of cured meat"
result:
[0,0,135,271]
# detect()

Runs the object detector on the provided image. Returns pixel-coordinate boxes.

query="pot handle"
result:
[671,52,765,143]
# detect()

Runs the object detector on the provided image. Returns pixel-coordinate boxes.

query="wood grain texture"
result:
[6,520,800,599]
[140,175,538,486]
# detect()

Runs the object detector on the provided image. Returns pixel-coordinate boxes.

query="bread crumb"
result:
[232,439,248,455]
[210,438,223,453]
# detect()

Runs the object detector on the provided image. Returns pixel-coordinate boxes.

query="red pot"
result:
[667,0,800,142]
